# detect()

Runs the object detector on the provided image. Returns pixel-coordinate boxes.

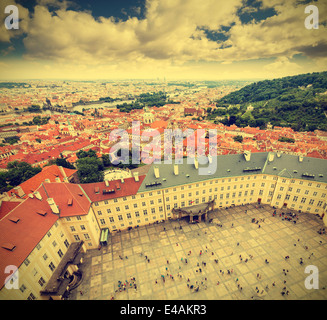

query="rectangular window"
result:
[38,277,46,287]
[49,262,55,272]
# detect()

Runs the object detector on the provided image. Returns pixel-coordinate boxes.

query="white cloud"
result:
[22,0,244,64]
[1,0,327,79]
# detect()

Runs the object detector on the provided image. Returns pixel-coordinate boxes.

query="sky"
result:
[0,0,326,80]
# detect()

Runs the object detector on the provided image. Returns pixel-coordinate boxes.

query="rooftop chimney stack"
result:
[174,164,179,175]
[194,158,199,169]
[34,191,42,200]
[268,152,275,162]
[14,186,25,198]
[154,166,160,178]
[133,172,139,182]
[47,198,60,215]
[244,151,251,162]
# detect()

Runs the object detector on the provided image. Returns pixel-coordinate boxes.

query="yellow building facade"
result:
[0,152,326,300]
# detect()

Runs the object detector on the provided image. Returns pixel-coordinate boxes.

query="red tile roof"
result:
[81,175,145,202]
[42,183,91,217]
[0,187,58,289]
[0,201,22,220]
[8,165,77,198]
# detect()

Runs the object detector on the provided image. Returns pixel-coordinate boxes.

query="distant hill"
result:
[207,71,327,131]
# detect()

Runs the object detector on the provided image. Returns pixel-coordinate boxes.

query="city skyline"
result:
[0,0,327,80]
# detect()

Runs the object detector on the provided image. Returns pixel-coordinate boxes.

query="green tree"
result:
[77,149,97,159]
[5,161,42,188]
[233,135,243,143]
[102,154,111,167]
[55,158,75,169]
[76,151,104,183]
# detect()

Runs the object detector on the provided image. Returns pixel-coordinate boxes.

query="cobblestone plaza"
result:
[69,204,327,300]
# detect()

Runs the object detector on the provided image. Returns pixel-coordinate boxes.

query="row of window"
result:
[280,195,323,206]
[279,186,326,196]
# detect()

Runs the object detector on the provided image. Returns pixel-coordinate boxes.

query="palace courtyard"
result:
[68,203,327,300]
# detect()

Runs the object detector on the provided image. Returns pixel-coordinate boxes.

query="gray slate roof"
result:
[137,152,327,193]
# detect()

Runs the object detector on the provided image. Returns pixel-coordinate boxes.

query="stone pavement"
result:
[68,204,327,300]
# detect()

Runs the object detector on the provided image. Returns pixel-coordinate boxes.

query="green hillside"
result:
[207,71,327,131]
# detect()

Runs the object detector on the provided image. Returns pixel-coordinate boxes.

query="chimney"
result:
[63,177,69,183]
[154,166,160,178]
[194,158,199,169]
[133,172,139,182]
[299,155,303,162]
[47,198,59,214]
[14,186,25,197]
[55,177,61,182]
[268,152,274,162]
[121,177,124,183]
[244,151,251,162]
[34,191,42,200]
[174,164,179,175]
[58,166,67,178]
[44,178,50,183]
[208,155,212,164]
[104,180,109,187]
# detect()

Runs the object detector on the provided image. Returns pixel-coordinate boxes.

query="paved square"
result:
[69,204,327,300]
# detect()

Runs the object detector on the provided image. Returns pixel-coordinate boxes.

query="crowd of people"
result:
[97,204,326,300]
[272,210,299,224]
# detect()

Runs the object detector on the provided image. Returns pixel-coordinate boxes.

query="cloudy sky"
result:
[0,0,326,80]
